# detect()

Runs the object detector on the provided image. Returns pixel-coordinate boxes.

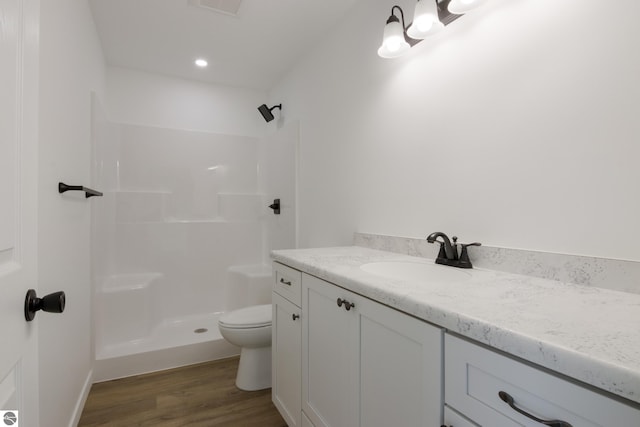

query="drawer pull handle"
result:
[292,314,300,321]
[336,298,355,311]
[279,278,292,286]
[498,391,573,427]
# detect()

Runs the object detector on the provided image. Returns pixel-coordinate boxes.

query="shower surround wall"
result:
[91,102,279,380]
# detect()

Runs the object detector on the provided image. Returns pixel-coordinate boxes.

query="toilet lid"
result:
[219,304,272,328]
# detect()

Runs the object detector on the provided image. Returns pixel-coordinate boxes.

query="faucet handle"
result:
[461,242,481,248]
[458,241,481,268]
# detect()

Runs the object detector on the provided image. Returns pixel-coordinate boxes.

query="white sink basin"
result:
[360,261,472,283]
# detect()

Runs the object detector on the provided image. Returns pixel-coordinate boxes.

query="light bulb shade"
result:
[378,18,411,58]
[407,0,444,39]
[448,0,488,15]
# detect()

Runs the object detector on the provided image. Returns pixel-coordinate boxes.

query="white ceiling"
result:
[88,0,359,90]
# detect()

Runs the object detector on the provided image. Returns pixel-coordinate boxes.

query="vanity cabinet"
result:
[444,333,640,427]
[272,263,302,427]
[273,258,640,427]
[302,273,443,427]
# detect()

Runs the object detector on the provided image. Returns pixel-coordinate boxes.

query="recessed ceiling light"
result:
[195,58,208,68]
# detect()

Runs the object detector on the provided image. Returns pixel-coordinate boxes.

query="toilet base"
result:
[236,346,272,391]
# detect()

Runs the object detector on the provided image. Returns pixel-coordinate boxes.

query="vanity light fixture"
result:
[377,6,413,59]
[195,58,208,67]
[407,0,444,39]
[378,0,488,59]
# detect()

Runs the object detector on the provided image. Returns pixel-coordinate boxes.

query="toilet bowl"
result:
[218,304,272,391]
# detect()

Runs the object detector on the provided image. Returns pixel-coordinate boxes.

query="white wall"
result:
[106,67,267,136]
[38,0,106,425]
[270,0,640,261]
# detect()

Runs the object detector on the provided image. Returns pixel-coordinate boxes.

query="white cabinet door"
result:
[302,272,444,427]
[272,292,302,427]
[302,274,359,427]
[358,294,443,427]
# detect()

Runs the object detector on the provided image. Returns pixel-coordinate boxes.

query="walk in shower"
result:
[90,98,296,380]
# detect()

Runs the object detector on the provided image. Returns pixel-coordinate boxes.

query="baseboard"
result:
[69,368,93,427]
[93,339,239,382]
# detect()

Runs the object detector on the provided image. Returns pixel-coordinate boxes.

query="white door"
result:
[0,0,40,426]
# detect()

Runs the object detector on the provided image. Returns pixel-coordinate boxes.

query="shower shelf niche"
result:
[112,191,271,224]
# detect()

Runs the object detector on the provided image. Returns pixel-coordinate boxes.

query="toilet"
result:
[218,304,272,391]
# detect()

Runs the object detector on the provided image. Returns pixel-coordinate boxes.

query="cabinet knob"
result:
[336,298,355,311]
[292,313,300,321]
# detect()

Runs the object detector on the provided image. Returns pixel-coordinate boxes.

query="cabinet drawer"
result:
[445,334,640,427]
[273,262,302,306]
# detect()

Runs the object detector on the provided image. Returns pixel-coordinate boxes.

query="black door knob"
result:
[24,289,66,321]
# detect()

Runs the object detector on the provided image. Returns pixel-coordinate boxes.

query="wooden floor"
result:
[78,357,286,427]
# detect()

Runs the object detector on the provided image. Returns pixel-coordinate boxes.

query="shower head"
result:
[257,104,282,123]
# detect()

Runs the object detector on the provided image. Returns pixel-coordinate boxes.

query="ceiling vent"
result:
[188,0,242,17]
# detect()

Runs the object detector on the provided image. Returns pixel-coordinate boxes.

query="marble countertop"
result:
[271,246,640,406]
